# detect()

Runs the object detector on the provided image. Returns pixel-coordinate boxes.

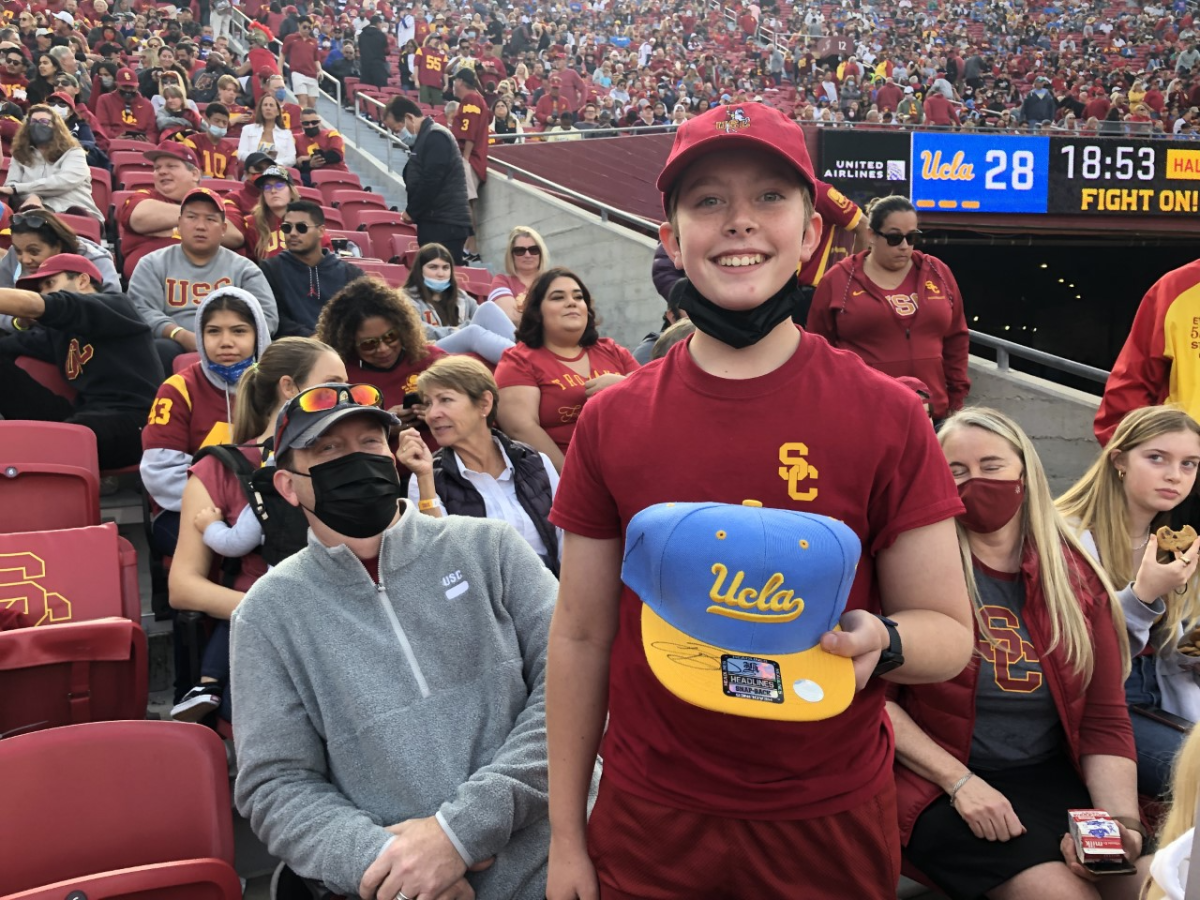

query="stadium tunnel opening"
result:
[919,230,1197,394]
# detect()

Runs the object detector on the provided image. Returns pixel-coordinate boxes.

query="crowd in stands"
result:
[7,1,1200,898]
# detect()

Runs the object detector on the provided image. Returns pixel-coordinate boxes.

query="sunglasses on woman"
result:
[12,213,50,229]
[357,328,401,354]
[280,222,312,234]
[879,230,922,247]
[512,245,541,257]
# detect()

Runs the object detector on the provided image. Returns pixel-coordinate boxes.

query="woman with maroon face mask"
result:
[885,408,1149,900]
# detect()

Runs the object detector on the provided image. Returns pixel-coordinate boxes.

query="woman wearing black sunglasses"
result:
[807,194,971,423]
[486,225,549,325]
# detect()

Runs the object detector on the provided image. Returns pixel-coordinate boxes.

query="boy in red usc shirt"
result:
[545,102,976,900]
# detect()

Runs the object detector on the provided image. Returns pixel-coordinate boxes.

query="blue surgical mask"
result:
[274,87,287,100]
[208,123,227,138]
[208,355,255,385]
[424,277,452,292]
[399,125,417,146]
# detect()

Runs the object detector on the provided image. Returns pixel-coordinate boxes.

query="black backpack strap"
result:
[191,444,269,527]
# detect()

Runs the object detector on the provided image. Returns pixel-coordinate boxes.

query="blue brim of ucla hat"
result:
[624,500,862,722]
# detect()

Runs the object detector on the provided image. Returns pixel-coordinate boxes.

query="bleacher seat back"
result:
[355,260,409,287]
[0,721,234,894]
[108,138,154,153]
[15,355,76,401]
[310,169,364,205]
[0,522,127,626]
[119,170,157,191]
[3,858,244,899]
[57,212,103,244]
[0,421,100,532]
[173,352,201,374]
[90,166,112,220]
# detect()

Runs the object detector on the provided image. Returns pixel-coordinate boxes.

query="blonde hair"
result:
[251,178,298,258]
[233,337,336,442]
[1146,727,1200,900]
[1057,406,1200,653]
[504,225,549,277]
[939,408,1130,682]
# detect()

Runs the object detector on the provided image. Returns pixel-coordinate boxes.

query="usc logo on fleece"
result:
[979,605,1043,693]
[65,338,94,380]
[778,442,818,502]
[165,277,234,308]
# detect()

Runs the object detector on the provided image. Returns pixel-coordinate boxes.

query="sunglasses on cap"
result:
[879,230,922,247]
[357,328,401,354]
[511,245,541,256]
[275,382,385,445]
[280,221,314,234]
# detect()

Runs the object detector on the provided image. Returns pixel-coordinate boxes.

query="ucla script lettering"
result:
[706,563,804,622]
[920,149,975,181]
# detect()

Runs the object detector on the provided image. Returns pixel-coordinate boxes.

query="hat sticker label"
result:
[715,106,751,133]
[708,563,803,623]
[721,655,783,703]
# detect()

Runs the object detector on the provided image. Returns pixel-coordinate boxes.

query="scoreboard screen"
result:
[1047,137,1200,216]
[909,133,1049,215]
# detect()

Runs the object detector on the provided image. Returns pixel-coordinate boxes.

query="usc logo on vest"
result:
[165,277,234,308]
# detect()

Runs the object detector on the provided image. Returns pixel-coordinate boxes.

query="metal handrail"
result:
[969,330,1110,384]
[488,158,660,232]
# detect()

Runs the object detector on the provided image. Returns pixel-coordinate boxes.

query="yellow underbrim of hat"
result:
[641,605,855,722]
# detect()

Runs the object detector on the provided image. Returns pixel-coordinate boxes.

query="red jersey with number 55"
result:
[495,338,639,454]
[452,89,490,182]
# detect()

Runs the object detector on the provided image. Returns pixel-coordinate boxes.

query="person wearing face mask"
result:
[141,286,273,560]
[167,336,347,716]
[294,107,347,185]
[808,195,970,425]
[44,90,101,165]
[402,242,514,364]
[180,102,239,178]
[887,407,1147,900]
[88,59,119,110]
[0,103,103,221]
[383,95,471,265]
[230,377,571,900]
[95,66,159,141]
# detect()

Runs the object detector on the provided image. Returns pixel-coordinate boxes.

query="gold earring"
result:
[1118,469,1125,481]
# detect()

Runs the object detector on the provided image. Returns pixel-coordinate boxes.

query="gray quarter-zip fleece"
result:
[231,503,567,897]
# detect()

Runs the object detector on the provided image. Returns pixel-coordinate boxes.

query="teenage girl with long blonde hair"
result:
[1057,406,1200,798]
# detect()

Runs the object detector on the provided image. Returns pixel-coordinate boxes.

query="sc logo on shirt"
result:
[778,442,818,502]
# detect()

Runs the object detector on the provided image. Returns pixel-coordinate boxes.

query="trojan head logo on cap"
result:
[622,500,861,722]
[715,106,752,133]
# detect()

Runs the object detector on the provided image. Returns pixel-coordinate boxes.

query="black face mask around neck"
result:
[292,451,402,539]
[674,274,801,349]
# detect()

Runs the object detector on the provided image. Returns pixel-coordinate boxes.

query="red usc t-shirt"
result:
[452,89,490,182]
[352,344,448,449]
[797,181,862,288]
[549,330,963,819]
[298,128,349,172]
[495,339,639,454]
[415,47,446,88]
[282,32,320,77]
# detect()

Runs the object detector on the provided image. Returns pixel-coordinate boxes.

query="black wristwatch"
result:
[871,615,905,678]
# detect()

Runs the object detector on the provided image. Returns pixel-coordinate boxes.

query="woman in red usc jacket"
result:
[806,195,970,422]
[888,408,1146,900]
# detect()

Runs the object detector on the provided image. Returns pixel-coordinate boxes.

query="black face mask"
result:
[302,124,320,136]
[295,451,402,538]
[674,274,801,349]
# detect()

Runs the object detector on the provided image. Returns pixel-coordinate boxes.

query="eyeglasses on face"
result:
[511,245,541,257]
[357,328,401,354]
[262,181,291,192]
[879,230,922,247]
[280,221,313,234]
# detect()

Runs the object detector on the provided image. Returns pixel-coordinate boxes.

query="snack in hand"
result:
[1177,625,1200,657]
[1156,525,1198,564]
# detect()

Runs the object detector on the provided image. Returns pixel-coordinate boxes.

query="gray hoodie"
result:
[231,506,582,898]
[139,286,272,514]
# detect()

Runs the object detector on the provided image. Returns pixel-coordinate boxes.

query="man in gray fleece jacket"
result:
[231,385,562,900]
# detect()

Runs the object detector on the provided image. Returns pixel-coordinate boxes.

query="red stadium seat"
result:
[355,259,409,287]
[118,170,157,191]
[295,185,324,204]
[336,191,387,229]
[111,150,153,174]
[325,228,372,259]
[310,169,364,205]
[320,205,345,229]
[56,212,103,244]
[0,721,237,895]
[15,355,76,400]
[173,351,200,374]
[0,421,100,532]
[200,178,240,194]
[356,209,413,261]
[5,858,243,899]
[387,232,420,263]
[107,137,155,154]
[457,267,493,299]
[90,166,111,220]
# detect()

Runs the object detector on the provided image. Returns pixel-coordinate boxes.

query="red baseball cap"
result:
[143,141,200,168]
[180,187,226,218]
[115,67,137,87]
[16,253,102,289]
[48,91,75,110]
[655,102,816,212]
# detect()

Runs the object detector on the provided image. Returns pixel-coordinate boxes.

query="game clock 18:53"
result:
[1044,137,1199,215]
